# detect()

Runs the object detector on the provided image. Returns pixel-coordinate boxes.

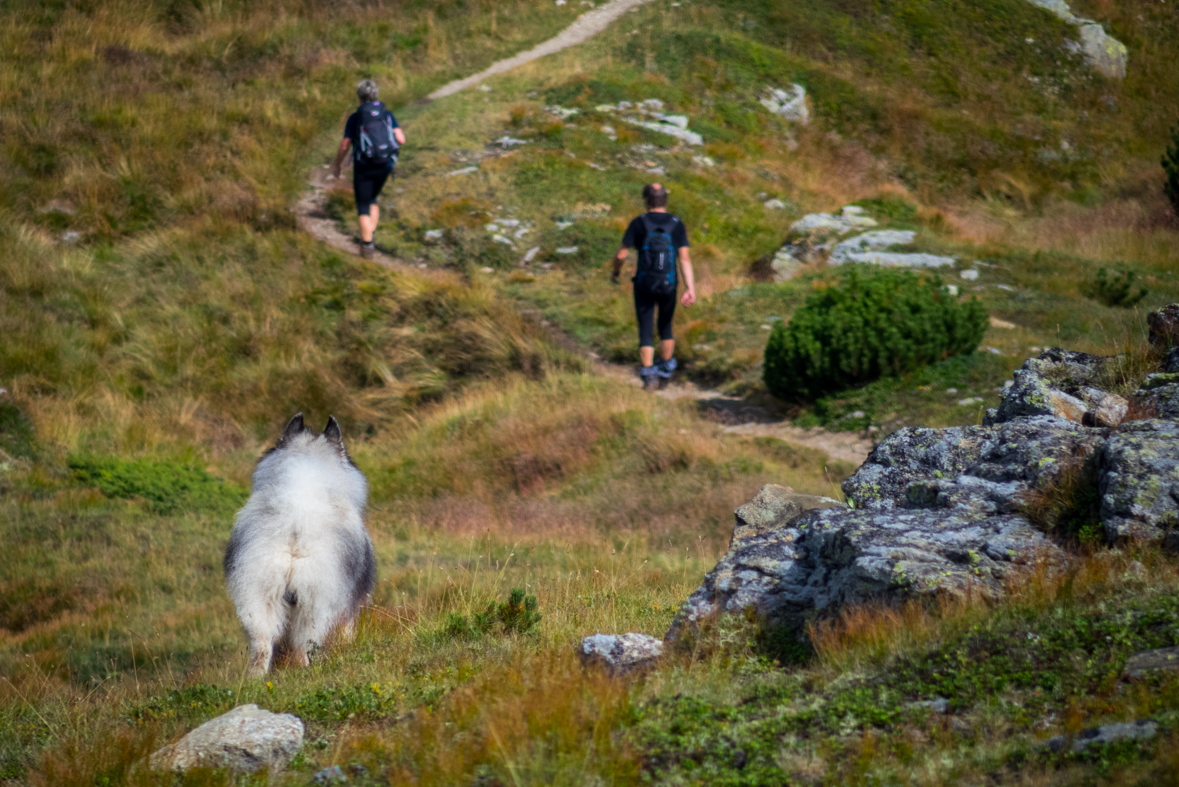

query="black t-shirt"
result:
[621,212,690,251]
[344,102,399,169]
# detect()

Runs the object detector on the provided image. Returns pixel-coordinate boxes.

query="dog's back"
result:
[225,413,375,675]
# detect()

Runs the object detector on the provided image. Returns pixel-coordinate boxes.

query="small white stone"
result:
[556,246,579,254]
[481,266,494,273]
[764,198,787,209]
[960,269,979,280]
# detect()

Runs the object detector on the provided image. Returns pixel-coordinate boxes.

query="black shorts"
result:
[354,163,393,215]
[634,287,677,347]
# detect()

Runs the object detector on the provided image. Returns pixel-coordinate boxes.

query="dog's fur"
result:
[224,413,376,676]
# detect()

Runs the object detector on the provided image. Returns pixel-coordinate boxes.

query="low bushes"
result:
[764,266,987,400]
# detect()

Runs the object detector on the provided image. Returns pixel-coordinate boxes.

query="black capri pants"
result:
[634,288,677,347]
[354,163,393,215]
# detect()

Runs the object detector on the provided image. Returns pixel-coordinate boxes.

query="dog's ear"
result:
[323,416,343,444]
[280,413,305,443]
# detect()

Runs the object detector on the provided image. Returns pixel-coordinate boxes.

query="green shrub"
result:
[443,588,541,641]
[763,266,987,400]
[0,398,36,460]
[1165,125,1179,215]
[1086,268,1148,308]
[68,455,246,515]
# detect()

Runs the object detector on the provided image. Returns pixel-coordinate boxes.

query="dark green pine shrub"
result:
[764,266,988,400]
[1165,125,1179,215]
[1087,268,1148,308]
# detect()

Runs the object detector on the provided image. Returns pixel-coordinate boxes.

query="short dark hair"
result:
[357,79,379,103]
[643,183,669,209]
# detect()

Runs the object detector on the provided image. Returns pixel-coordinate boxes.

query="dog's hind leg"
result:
[234,575,288,677]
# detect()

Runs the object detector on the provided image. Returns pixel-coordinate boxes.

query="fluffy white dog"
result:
[224,413,376,676]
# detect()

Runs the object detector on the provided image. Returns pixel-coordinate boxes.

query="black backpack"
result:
[356,101,398,166]
[634,214,678,296]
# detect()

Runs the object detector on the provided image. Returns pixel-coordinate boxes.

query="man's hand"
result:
[681,288,696,306]
[610,271,620,285]
[331,163,341,179]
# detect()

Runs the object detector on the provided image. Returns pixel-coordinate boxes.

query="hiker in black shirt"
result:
[332,79,406,259]
[612,183,696,390]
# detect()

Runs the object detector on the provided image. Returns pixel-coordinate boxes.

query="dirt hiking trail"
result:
[426,0,655,101]
[293,1,876,466]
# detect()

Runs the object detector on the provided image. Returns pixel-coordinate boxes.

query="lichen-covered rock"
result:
[580,633,663,674]
[666,507,1063,640]
[1148,304,1179,348]
[1165,347,1179,374]
[731,484,843,545]
[150,705,304,773]
[1133,373,1179,419]
[1045,720,1157,754]
[988,348,1111,424]
[1124,646,1179,679]
[843,417,1106,513]
[1099,419,1179,543]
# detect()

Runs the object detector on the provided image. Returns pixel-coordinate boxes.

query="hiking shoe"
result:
[638,365,660,391]
[360,242,375,260]
[655,357,677,379]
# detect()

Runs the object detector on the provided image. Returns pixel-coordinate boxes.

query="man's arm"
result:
[610,247,629,284]
[678,246,696,306]
[394,127,406,146]
[331,138,351,179]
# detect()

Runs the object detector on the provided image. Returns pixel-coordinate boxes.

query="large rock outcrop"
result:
[666,305,1179,644]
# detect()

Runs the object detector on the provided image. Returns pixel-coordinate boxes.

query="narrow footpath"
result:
[293,0,876,466]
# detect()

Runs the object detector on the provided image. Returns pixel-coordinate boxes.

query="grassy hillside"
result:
[1,0,1179,783]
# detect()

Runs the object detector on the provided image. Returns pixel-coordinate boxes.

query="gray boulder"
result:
[1165,347,1179,374]
[1045,720,1157,754]
[150,704,304,773]
[1098,419,1179,543]
[731,484,843,544]
[580,633,663,674]
[1133,373,1179,419]
[988,348,1126,426]
[827,230,956,268]
[1124,646,1179,679]
[666,506,1063,640]
[1025,0,1128,79]
[1149,304,1179,348]
[843,416,1107,514]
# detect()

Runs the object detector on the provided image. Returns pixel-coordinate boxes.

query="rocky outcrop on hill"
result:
[664,305,1179,645]
[771,208,956,280]
[1025,0,1128,79]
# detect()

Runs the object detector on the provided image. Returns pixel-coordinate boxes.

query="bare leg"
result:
[639,346,655,367]
[659,339,674,362]
[358,204,380,243]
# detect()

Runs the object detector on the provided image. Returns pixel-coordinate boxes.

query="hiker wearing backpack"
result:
[611,183,696,390]
[331,79,405,259]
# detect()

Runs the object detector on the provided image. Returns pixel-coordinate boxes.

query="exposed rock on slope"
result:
[665,306,1179,644]
[1025,0,1128,79]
